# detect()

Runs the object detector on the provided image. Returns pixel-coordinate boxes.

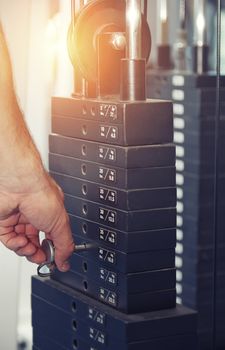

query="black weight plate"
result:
[32,276,197,342]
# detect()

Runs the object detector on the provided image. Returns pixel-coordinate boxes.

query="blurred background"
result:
[0,0,224,349]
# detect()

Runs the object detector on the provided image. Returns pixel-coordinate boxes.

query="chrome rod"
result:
[126,0,142,59]
[194,0,207,46]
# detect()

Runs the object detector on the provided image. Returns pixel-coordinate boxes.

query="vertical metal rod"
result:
[120,0,146,101]
[158,0,169,45]
[212,1,221,348]
[193,0,208,73]
[194,0,207,46]
[179,0,186,29]
[126,0,142,59]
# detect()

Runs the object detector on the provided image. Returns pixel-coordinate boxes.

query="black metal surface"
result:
[68,214,176,253]
[50,172,176,211]
[193,45,209,75]
[52,270,176,313]
[157,45,172,70]
[51,98,173,146]
[67,253,176,294]
[212,1,222,348]
[120,59,146,101]
[32,276,197,341]
[32,303,197,349]
[33,330,197,350]
[63,197,176,232]
[49,153,177,189]
[49,134,175,169]
[63,233,175,274]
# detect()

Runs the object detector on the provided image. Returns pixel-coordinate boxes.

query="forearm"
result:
[0,26,47,192]
[0,89,46,191]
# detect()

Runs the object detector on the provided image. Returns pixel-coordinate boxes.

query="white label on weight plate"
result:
[98,146,116,162]
[100,125,118,140]
[99,187,117,204]
[89,327,106,345]
[99,208,117,225]
[88,308,106,326]
[100,104,117,120]
[99,228,117,245]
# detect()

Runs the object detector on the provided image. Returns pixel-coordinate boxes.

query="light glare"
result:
[160,0,168,22]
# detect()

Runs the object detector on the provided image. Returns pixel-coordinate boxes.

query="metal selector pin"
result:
[37,238,93,277]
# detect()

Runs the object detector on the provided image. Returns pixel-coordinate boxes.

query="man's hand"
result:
[0,173,74,272]
[0,23,74,271]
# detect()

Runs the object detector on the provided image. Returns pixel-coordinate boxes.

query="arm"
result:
[0,23,74,271]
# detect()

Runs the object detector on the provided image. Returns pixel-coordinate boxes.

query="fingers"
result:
[25,235,46,263]
[1,174,74,271]
[26,248,46,264]
[49,212,74,272]
[0,214,44,263]
[16,241,38,256]
[0,230,45,263]
[0,232,28,251]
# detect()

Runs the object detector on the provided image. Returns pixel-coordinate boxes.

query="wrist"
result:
[0,151,49,194]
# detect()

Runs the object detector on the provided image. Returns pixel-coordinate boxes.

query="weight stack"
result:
[147,70,225,349]
[32,276,197,350]
[32,96,197,349]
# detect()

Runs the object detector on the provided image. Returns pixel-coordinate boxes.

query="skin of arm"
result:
[0,23,74,272]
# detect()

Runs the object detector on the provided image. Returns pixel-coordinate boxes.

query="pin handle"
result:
[37,239,93,277]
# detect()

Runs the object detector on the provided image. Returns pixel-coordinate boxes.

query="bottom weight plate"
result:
[32,277,197,342]
[32,296,197,350]
[33,328,197,350]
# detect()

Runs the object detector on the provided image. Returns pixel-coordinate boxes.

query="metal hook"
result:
[37,239,56,277]
[37,261,55,278]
